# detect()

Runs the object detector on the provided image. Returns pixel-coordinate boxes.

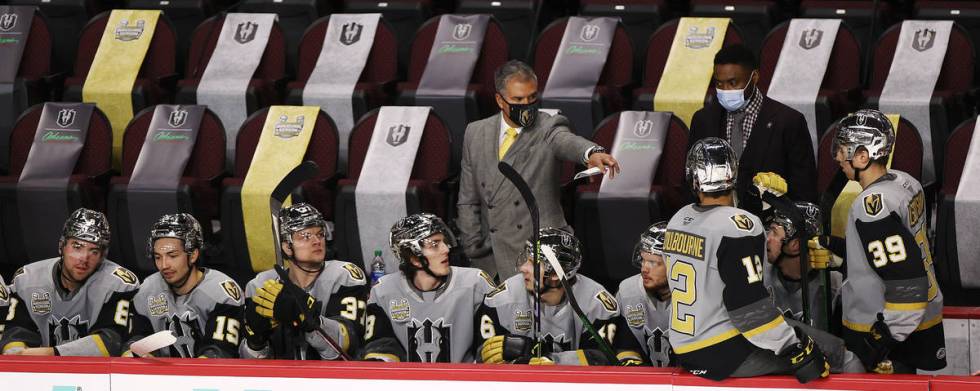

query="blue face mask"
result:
[716,71,756,112]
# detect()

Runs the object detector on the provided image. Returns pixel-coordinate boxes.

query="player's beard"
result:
[167,263,195,291]
[59,258,95,288]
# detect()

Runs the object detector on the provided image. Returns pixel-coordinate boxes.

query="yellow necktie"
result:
[499,127,517,160]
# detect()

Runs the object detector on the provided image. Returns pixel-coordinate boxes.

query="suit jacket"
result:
[689,96,818,204]
[457,112,594,279]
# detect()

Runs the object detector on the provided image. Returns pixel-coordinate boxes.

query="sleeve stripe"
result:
[2,341,26,354]
[364,352,400,362]
[843,319,871,332]
[92,334,111,357]
[616,351,643,361]
[741,316,786,339]
[576,349,589,365]
[917,314,943,331]
[673,328,740,354]
[884,301,928,311]
[339,323,350,352]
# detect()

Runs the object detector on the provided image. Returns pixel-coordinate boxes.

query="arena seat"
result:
[532,17,632,136]
[0,8,52,173]
[239,0,332,76]
[758,20,862,141]
[343,0,432,76]
[915,0,980,83]
[799,0,898,69]
[175,14,286,122]
[579,0,670,83]
[219,107,339,283]
[8,0,105,75]
[633,18,743,110]
[0,103,112,274]
[456,0,540,61]
[105,106,226,279]
[690,0,780,54]
[332,108,450,265]
[62,12,178,113]
[816,116,924,195]
[285,15,398,117]
[573,111,688,289]
[935,116,980,306]
[124,0,216,78]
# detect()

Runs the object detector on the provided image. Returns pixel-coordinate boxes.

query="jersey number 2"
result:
[669,261,696,336]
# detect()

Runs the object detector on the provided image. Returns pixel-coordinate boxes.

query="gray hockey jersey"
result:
[475,273,641,365]
[841,170,945,370]
[664,204,798,380]
[241,260,369,360]
[616,274,672,366]
[129,268,244,357]
[0,258,139,356]
[361,266,496,363]
[763,261,828,328]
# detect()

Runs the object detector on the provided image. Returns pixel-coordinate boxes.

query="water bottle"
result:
[370,250,385,286]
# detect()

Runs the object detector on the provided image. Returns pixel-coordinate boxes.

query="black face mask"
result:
[503,97,541,128]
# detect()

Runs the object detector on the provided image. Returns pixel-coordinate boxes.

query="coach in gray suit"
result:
[457,60,620,279]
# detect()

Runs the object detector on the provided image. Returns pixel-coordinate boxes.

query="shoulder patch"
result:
[486,285,507,298]
[730,214,755,231]
[596,290,618,313]
[221,280,242,302]
[0,283,8,302]
[112,267,139,285]
[479,271,496,288]
[908,190,924,227]
[864,193,883,216]
[342,263,366,282]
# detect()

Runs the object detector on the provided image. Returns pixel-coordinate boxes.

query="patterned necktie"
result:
[499,127,517,160]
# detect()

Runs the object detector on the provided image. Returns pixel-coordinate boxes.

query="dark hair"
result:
[714,44,758,70]
[494,60,538,94]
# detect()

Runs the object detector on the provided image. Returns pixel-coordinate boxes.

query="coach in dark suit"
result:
[457,60,620,279]
[689,44,817,204]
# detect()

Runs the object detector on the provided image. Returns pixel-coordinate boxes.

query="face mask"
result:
[504,98,540,128]
[716,71,756,112]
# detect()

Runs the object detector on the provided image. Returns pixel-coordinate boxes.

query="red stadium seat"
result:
[935,116,980,306]
[343,0,433,76]
[1,8,52,172]
[633,19,744,110]
[286,15,398,117]
[690,0,780,54]
[800,1,898,67]
[9,0,106,75]
[758,21,862,141]
[219,107,339,282]
[332,108,450,265]
[175,14,286,114]
[457,0,541,61]
[105,105,226,278]
[915,0,980,83]
[62,12,178,113]
[816,116,924,195]
[579,0,671,82]
[573,111,688,288]
[0,103,112,274]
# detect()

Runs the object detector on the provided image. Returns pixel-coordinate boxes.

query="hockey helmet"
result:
[832,109,895,162]
[60,208,110,250]
[389,213,456,264]
[768,201,823,243]
[686,137,738,193]
[632,221,667,268]
[279,203,327,244]
[147,213,203,257]
[521,227,583,279]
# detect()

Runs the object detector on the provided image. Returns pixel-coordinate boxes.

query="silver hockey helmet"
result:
[686,137,738,193]
[389,213,456,264]
[632,221,667,268]
[521,227,583,279]
[832,109,895,162]
[278,203,327,244]
[768,201,823,243]
[147,213,203,257]
[60,208,110,250]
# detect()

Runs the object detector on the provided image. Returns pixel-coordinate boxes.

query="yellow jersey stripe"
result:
[742,316,786,339]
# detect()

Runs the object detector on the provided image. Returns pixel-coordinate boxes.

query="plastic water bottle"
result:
[370,250,385,286]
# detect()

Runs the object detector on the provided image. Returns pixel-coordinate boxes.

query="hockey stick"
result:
[273,264,353,361]
[497,162,542,357]
[761,192,813,325]
[129,330,177,357]
[540,246,620,365]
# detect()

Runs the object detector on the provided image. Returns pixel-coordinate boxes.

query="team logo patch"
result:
[221,280,242,302]
[57,109,76,128]
[514,310,532,332]
[798,29,823,49]
[148,293,169,316]
[596,290,618,313]
[343,263,366,282]
[340,22,363,45]
[113,267,139,285]
[274,114,305,139]
[235,21,258,44]
[633,119,654,138]
[580,24,600,42]
[913,28,936,52]
[114,19,145,41]
[864,193,883,216]
[389,298,411,322]
[625,304,645,328]
[684,26,715,49]
[730,214,755,231]
[936,347,946,360]
[0,13,18,32]
[407,317,451,362]
[452,23,472,41]
[168,109,188,128]
[908,190,925,228]
[31,291,51,315]
[386,124,411,147]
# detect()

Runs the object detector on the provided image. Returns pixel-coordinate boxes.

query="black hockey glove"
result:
[274,266,321,332]
[244,299,275,349]
[481,335,534,364]
[860,312,899,373]
[778,327,830,384]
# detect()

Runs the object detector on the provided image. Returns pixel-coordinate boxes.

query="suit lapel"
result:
[741,98,777,169]
[490,117,537,202]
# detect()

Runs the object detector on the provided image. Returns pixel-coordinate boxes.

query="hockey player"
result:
[0,208,139,356]
[360,213,496,362]
[476,227,643,366]
[616,222,673,367]
[241,203,368,360]
[833,109,945,373]
[665,138,829,381]
[764,201,833,327]
[126,213,244,358]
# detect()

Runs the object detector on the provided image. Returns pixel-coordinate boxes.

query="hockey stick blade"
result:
[130,330,177,357]
[270,161,320,268]
[540,246,620,365]
[273,265,353,361]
